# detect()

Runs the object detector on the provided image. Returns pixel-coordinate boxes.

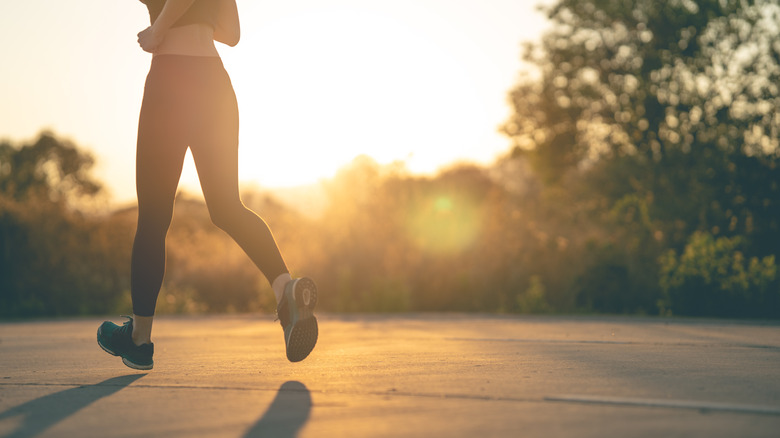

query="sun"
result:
[176,4,495,191]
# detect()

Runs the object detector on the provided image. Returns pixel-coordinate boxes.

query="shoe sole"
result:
[286,277,319,362]
[97,326,154,370]
[122,357,153,371]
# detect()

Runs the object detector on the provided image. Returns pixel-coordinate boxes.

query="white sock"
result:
[272,273,292,304]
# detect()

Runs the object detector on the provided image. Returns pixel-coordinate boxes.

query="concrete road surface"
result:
[1,314,779,437]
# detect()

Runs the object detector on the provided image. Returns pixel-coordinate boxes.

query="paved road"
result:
[1,314,779,437]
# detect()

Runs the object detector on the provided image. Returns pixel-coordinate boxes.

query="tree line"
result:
[1,0,778,318]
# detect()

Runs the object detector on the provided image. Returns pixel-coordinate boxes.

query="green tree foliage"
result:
[0,133,128,316]
[0,132,101,203]
[659,231,777,317]
[502,0,780,316]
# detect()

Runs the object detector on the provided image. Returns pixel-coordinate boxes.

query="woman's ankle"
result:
[132,314,154,346]
[272,273,292,304]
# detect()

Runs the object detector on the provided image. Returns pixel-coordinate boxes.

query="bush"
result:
[659,231,778,317]
[516,275,551,314]
[0,133,129,317]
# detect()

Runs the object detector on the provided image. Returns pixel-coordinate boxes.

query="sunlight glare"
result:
[406,194,481,254]
[221,6,491,189]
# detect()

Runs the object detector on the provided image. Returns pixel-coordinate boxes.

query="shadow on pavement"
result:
[0,373,146,438]
[244,381,312,438]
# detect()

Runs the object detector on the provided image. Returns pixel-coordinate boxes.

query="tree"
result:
[502,0,780,315]
[0,132,101,204]
[0,132,125,317]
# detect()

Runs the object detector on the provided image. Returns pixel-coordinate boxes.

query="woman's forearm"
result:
[214,0,240,46]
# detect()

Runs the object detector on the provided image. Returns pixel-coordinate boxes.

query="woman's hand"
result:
[137,26,165,53]
[138,0,194,53]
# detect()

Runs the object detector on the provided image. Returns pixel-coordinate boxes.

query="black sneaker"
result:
[276,277,318,362]
[97,316,154,370]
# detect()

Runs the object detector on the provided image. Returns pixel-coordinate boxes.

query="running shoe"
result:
[276,277,318,362]
[97,316,154,370]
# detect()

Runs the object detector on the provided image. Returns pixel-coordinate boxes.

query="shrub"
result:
[659,232,778,317]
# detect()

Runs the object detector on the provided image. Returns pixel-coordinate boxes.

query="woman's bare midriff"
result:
[154,23,219,57]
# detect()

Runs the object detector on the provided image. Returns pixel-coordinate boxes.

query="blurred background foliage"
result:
[1,0,778,318]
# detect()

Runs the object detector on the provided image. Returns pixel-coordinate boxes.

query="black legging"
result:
[131,55,288,316]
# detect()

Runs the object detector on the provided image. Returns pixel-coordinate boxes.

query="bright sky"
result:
[0,0,550,204]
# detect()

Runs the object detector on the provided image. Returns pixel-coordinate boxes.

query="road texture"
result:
[1,314,779,437]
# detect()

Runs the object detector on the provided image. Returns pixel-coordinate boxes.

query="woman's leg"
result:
[97,57,188,369]
[188,59,318,362]
[188,60,290,294]
[130,136,187,342]
[131,57,190,332]
[131,138,187,319]
[189,129,290,291]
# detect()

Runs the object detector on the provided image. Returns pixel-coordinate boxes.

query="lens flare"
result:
[406,194,481,255]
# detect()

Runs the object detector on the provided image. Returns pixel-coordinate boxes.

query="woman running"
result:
[97,0,318,369]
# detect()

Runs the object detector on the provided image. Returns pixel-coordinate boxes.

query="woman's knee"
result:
[207,201,250,231]
[136,207,174,237]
